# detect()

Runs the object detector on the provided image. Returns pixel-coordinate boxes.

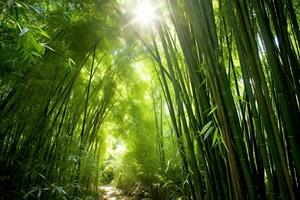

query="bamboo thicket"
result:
[141,0,300,199]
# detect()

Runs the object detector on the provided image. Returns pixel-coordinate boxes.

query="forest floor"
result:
[99,184,152,200]
[99,185,127,200]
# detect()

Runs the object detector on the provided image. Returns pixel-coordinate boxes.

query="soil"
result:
[99,183,152,200]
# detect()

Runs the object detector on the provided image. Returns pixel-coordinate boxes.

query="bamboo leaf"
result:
[19,27,29,37]
[212,128,218,147]
[203,126,214,140]
[199,121,213,136]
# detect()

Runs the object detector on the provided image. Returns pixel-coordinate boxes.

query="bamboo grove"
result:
[1,0,300,200]
[0,1,125,199]
[142,0,300,199]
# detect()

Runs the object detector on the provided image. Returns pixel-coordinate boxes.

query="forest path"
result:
[99,185,128,200]
[99,184,152,200]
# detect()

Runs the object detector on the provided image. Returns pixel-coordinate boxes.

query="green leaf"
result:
[19,27,29,37]
[208,106,217,115]
[37,173,46,179]
[199,121,213,135]
[165,160,171,173]
[37,188,42,198]
[24,187,39,199]
[42,43,55,52]
[212,128,219,147]
[203,127,214,140]
[57,186,67,194]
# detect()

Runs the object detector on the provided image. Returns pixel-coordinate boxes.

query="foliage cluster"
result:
[0,0,122,199]
[1,0,300,200]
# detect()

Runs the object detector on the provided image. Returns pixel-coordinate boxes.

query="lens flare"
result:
[133,0,157,26]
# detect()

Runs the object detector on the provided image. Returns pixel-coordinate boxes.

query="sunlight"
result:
[133,0,157,26]
[133,62,151,81]
[106,135,127,157]
[115,142,127,154]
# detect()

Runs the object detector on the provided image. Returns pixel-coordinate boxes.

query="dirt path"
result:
[99,184,152,200]
[99,185,128,200]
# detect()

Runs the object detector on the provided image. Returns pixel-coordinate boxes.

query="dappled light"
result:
[133,62,152,81]
[106,136,127,157]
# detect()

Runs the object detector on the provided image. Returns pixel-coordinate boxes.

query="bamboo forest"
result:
[2,0,300,199]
